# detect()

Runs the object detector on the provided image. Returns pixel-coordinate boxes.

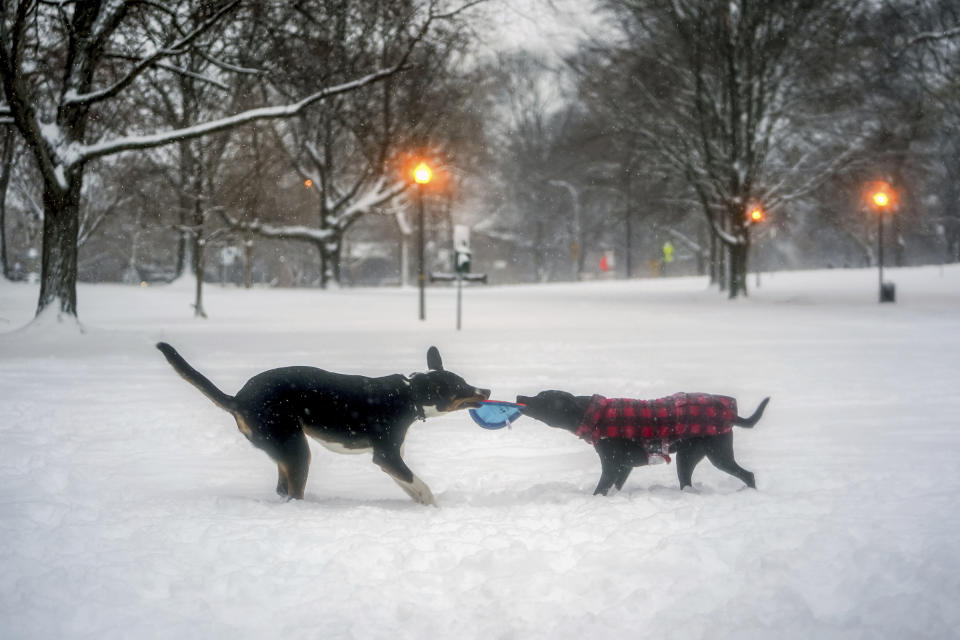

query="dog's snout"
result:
[478,388,491,400]
[516,395,530,405]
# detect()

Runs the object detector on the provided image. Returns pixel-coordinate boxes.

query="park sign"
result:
[430,224,487,330]
[454,225,472,274]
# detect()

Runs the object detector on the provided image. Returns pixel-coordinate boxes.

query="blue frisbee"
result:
[469,401,525,430]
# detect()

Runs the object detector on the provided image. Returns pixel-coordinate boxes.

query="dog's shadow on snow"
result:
[210,481,746,512]
[215,493,437,512]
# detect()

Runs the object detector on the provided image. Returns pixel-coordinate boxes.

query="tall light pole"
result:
[747,205,766,288]
[867,181,896,303]
[413,162,432,320]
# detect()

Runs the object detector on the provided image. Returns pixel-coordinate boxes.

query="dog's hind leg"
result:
[372,447,436,506]
[705,434,756,489]
[274,433,311,500]
[593,469,619,496]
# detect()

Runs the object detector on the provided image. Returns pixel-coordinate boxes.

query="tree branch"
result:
[104,53,230,91]
[74,67,401,164]
[64,0,240,107]
[907,26,960,47]
[71,7,436,166]
[217,208,335,243]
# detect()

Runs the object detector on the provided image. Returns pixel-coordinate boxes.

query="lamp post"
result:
[413,162,432,320]
[747,205,766,287]
[867,181,896,303]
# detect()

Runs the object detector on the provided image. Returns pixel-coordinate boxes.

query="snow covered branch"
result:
[216,209,335,244]
[74,67,408,164]
[907,26,960,47]
[64,1,241,108]
[330,177,409,227]
[104,54,231,92]
[217,175,408,247]
[72,4,438,166]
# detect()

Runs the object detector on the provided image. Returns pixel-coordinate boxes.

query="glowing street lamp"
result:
[414,162,432,185]
[413,162,433,320]
[867,181,896,303]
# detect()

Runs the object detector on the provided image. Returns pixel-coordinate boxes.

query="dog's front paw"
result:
[394,474,437,507]
[409,477,437,507]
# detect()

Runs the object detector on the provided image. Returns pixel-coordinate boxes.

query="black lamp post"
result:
[869,183,896,303]
[414,162,432,320]
[747,205,766,287]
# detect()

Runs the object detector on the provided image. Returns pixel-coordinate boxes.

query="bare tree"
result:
[0,0,442,321]
[477,52,606,282]
[590,0,864,296]
[217,0,483,288]
[905,0,960,262]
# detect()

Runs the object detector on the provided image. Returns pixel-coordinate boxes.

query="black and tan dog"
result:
[516,390,769,495]
[157,343,489,504]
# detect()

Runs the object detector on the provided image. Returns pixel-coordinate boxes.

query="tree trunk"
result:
[726,237,751,299]
[709,231,719,285]
[322,234,345,287]
[317,202,330,288]
[174,144,192,280]
[38,174,82,317]
[243,235,253,288]
[945,202,960,264]
[122,210,143,284]
[319,243,329,288]
[312,240,328,288]
[624,207,633,278]
[0,129,14,280]
[696,222,707,276]
[944,147,960,263]
[399,230,410,287]
[727,242,742,299]
[534,220,546,282]
[193,236,207,318]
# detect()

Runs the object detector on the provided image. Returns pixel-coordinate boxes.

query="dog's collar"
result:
[412,399,426,422]
[404,375,427,422]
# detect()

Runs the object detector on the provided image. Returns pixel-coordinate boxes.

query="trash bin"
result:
[879,281,896,303]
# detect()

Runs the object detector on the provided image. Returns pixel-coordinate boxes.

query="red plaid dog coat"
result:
[575,393,738,447]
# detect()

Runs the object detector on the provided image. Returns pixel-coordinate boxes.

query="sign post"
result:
[431,225,486,330]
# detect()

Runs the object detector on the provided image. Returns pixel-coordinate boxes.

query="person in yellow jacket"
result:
[661,241,674,276]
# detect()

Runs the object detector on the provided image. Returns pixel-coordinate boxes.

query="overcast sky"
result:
[474,0,611,60]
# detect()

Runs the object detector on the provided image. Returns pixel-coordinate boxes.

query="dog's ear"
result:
[426,346,443,371]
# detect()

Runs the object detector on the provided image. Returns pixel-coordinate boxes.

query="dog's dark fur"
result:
[157,343,489,504]
[516,391,769,495]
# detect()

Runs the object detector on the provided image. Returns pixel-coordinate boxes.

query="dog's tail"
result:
[156,342,238,414]
[733,397,770,428]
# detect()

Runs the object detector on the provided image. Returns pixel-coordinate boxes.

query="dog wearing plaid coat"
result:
[516,390,769,495]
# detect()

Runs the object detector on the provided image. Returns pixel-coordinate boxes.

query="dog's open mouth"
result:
[449,392,491,411]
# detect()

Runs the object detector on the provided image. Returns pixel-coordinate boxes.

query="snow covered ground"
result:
[2,266,959,639]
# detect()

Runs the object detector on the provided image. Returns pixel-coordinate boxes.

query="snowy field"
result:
[2,266,960,640]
